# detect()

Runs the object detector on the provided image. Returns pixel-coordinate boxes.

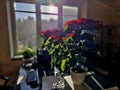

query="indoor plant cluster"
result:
[18,46,35,59]
[39,18,102,72]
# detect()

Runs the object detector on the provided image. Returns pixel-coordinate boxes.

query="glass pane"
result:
[51,0,61,3]
[41,5,58,14]
[63,6,78,26]
[63,6,78,16]
[41,14,58,30]
[39,0,47,4]
[63,16,78,26]
[39,0,60,4]
[15,12,36,20]
[15,12,36,51]
[14,2,35,12]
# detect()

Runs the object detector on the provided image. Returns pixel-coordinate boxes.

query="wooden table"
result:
[42,75,92,90]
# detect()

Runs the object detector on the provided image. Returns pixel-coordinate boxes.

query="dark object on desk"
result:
[26,70,38,88]
[37,48,51,76]
[85,73,117,90]
[0,75,12,90]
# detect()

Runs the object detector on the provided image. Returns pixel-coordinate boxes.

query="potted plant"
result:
[18,46,35,59]
[39,18,102,85]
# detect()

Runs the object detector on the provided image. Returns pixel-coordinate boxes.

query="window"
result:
[14,2,36,53]
[40,5,58,30]
[63,5,78,25]
[9,0,79,57]
[40,5,78,30]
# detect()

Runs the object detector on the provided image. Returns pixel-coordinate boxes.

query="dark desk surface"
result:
[42,75,91,90]
[17,67,119,90]
[42,75,119,90]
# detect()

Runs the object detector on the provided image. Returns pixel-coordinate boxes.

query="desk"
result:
[42,75,92,90]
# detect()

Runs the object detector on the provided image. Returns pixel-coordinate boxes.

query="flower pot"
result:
[70,68,86,85]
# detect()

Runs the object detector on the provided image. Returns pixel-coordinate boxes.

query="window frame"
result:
[9,0,40,59]
[9,0,80,59]
[14,2,37,53]
[62,5,79,26]
[40,5,59,30]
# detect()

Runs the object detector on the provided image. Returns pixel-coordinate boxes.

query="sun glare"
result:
[14,3,16,9]
[41,5,58,21]
[48,6,58,13]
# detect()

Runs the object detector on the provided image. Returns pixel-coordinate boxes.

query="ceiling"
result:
[98,0,120,11]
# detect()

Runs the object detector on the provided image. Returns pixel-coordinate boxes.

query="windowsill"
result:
[11,55,23,61]
[11,55,37,61]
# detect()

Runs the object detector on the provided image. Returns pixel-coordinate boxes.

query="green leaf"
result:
[67,50,72,58]
[61,59,68,71]
[45,39,50,46]
[63,25,68,31]
[18,46,35,59]
[55,44,60,49]
[49,48,55,54]
[51,55,57,66]
[67,53,72,58]
[80,56,87,64]
[51,43,54,48]
[97,51,102,57]
[58,51,62,56]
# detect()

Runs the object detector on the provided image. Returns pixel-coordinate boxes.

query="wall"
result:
[0,0,23,86]
[87,0,120,54]
[87,0,120,25]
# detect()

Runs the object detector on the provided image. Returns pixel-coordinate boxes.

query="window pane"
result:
[41,5,58,14]
[51,0,61,3]
[40,0,47,4]
[14,2,35,12]
[16,12,36,20]
[15,12,36,51]
[39,0,60,4]
[63,6,78,16]
[41,14,58,30]
[63,16,78,25]
[63,6,78,25]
